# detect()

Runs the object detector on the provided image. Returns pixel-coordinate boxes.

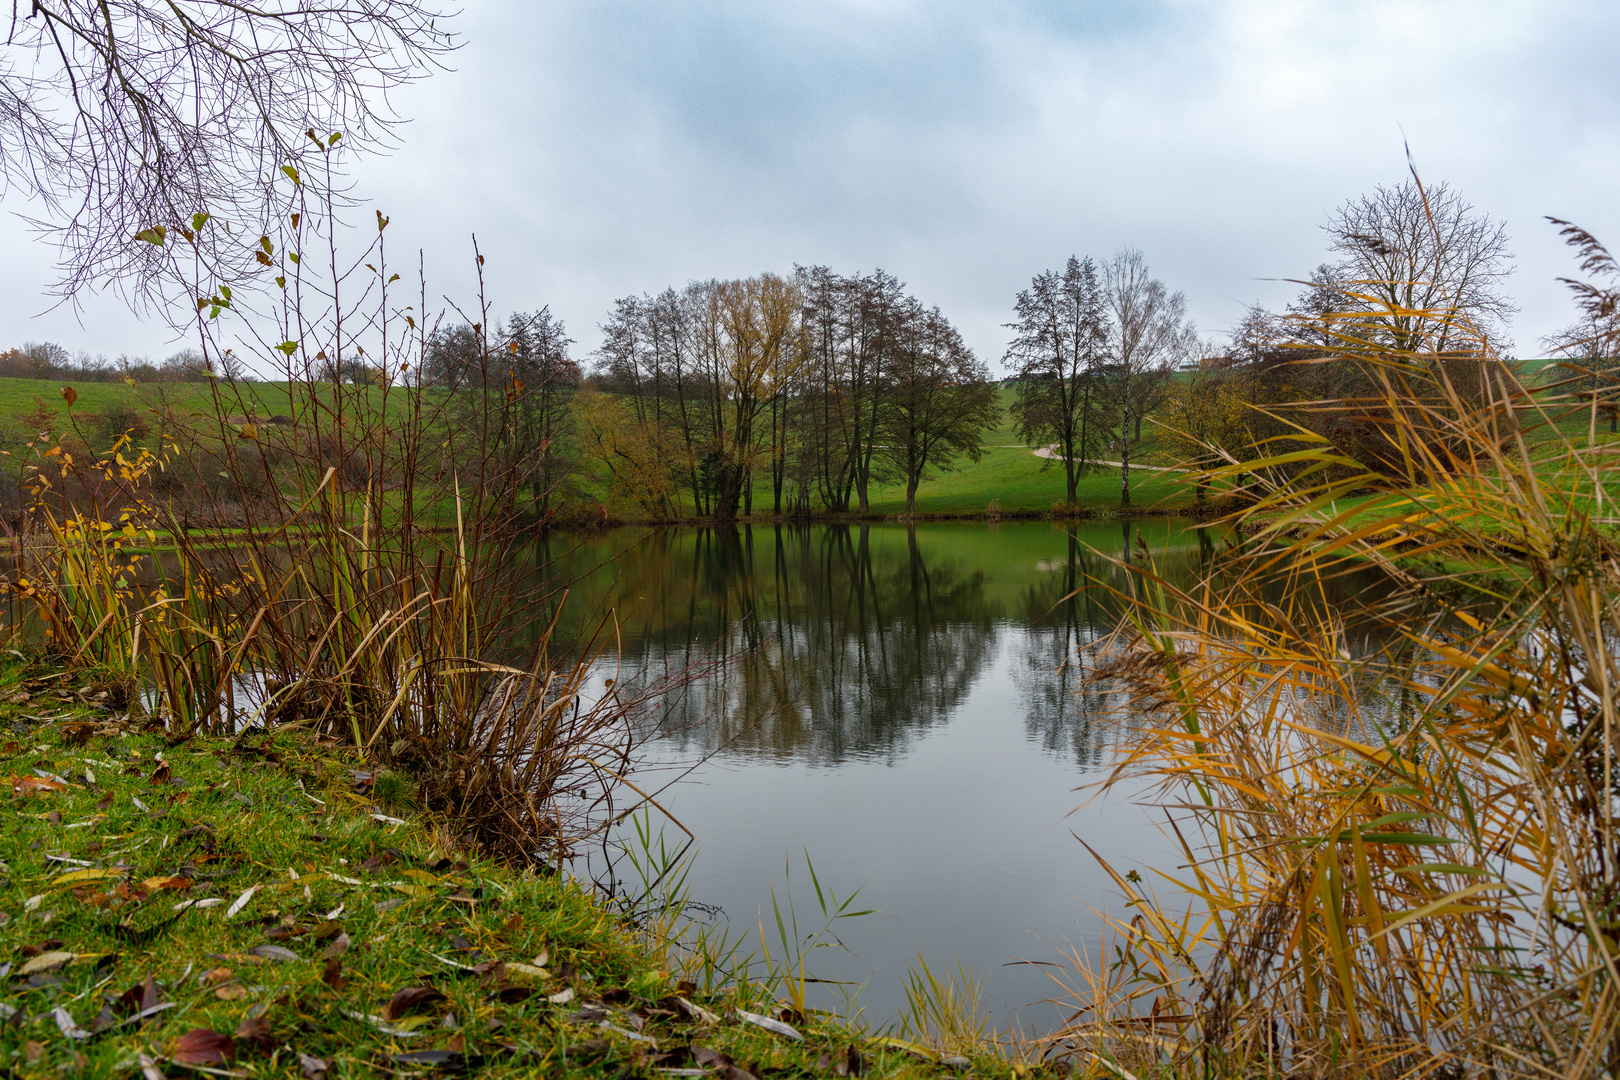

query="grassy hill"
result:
[0,374,1196,523]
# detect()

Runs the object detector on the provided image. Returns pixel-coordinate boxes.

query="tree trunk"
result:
[1065,433,1078,505]
[906,478,918,516]
[1119,408,1132,508]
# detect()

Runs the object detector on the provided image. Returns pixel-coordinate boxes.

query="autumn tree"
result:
[1005,255,1109,505]
[1157,341,1272,506]
[574,387,679,521]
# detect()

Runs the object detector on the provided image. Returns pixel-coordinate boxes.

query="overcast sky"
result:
[4,0,1619,372]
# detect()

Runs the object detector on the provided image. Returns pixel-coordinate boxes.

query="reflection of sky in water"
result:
[535,521,1387,1030]
[612,627,1165,1032]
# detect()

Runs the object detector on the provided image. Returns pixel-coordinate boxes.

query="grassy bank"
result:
[0,658,1014,1079]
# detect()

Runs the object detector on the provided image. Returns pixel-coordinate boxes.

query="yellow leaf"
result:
[504,962,550,980]
[52,867,124,886]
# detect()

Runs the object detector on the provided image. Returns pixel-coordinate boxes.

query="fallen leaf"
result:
[53,867,123,886]
[173,897,224,911]
[546,987,575,1005]
[141,876,193,892]
[200,967,235,987]
[673,996,720,1025]
[225,885,259,919]
[738,1009,804,1041]
[54,1005,91,1040]
[171,1028,235,1066]
[694,1046,759,1080]
[869,1036,936,1060]
[235,1004,275,1051]
[383,985,446,1019]
[150,761,171,784]
[10,774,65,795]
[321,955,347,990]
[504,961,549,980]
[214,983,249,1001]
[360,851,396,873]
[250,944,299,963]
[298,1052,330,1079]
[342,1010,425,1038]
[118,973,162,1016]
[21,950,75,975]
[323,932,350,959]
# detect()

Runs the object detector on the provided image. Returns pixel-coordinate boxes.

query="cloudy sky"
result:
[3,0,1618,371]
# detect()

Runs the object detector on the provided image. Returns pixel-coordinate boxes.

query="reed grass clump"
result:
[1049,224,1620,1076]
[2,176,657,867]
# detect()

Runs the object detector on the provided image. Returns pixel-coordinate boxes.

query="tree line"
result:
[585,269,998,519]
[0,342,230,384]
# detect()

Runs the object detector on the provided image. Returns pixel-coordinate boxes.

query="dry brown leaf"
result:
[382,985,445,1019]
[170,1028,234,1066]
[10,775,66,795]
[234,1004,275,1052]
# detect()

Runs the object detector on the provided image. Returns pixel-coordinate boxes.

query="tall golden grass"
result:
[1050,239,1620,1076]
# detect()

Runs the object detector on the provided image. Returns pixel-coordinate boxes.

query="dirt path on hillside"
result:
[1013,445,1179,471]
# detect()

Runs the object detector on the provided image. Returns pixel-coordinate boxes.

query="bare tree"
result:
[1102,247,1195,507]
[2,1,454,303]
[1323,179,1516,354]
[1005,255,1109,505]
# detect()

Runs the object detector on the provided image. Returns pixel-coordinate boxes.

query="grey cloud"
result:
[4,0,1619,367]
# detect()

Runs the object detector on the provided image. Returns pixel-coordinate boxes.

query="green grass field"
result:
[0,374,1204,522]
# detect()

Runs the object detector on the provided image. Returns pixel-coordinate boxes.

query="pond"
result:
[525,518,1252,1032]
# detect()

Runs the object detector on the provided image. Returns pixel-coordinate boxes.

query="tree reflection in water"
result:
[518,520,1240,768]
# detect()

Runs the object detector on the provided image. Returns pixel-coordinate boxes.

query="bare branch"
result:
[1,0,456,308]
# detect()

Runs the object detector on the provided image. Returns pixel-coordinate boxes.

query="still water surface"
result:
[533,520,1225,1030]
